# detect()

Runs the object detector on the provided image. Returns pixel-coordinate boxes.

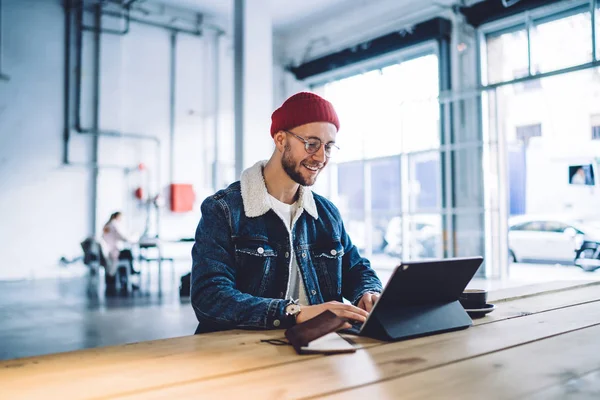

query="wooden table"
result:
[2,280,600,399]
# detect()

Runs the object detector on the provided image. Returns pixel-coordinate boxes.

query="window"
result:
[485,5,600,280]
[590,114,600,140]
[485,29,528,85]
[515,124,542,144]
[530,11,593,73]
[512,67,542,91]
[337,161,365,213]
[510,221,544,231]
[320,54,440,163]
[316,50,441,263]
[543,221,569,233]
[370,157,401,214]
[409,152,441,212]
[592,114,600,140]
[337,161,367,253]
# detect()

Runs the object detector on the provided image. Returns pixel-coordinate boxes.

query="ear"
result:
[273,130,286,152]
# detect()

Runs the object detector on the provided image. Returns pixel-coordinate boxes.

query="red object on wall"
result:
[170,184,196,212]
[134,187,144,200]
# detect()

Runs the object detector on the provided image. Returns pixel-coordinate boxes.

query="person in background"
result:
[102,211,139,292]
[570,167,586,185]
[191,92,383,334]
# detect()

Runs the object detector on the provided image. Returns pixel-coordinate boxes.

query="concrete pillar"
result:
[234,0,274,178]
[446,13,507,279]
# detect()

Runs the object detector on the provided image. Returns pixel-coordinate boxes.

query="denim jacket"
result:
[191,161,383,333]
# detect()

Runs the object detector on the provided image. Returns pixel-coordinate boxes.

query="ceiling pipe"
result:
[212,31,222,191]
[71,0,162,152]
[168,30,177,186]
[99,9,203,35]
[62,0,161,170]
[0,0,10,81]
[82,1,131,36]
[63,0,73,165]
[592,0,597,62]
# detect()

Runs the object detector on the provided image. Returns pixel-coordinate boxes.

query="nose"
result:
[311,144,327,163]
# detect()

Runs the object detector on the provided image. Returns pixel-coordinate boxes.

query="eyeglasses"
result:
[283,130,340,158]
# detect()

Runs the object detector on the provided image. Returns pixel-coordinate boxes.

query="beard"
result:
[281,144,322,186]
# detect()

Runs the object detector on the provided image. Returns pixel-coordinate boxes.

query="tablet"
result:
[351,256,484,341]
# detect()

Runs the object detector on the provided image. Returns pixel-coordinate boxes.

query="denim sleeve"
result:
[191,196,290,331]
[339,219,384,306]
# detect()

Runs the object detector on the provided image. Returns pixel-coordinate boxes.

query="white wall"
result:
[93,16,207,241]
[241,0,272,169]
[272,63,308,108]
[0,0,91,280]
[0,0,232,280]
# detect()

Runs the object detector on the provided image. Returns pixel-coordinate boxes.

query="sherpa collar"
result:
[240,160,319,220]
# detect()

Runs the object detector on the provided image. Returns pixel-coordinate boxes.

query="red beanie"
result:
[270,92,340,137]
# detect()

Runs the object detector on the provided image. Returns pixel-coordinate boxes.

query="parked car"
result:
[508,215,600,268]
[383,215,440,259]
[574,240,600,272]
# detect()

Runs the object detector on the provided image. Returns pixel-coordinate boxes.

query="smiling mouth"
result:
[303,163,321,172]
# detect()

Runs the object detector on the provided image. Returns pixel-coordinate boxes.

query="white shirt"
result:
[571,172,586,185]
[269,195,309,305]
[101,221,136,275]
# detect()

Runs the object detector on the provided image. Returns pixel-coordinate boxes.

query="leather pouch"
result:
[284,310,355,354]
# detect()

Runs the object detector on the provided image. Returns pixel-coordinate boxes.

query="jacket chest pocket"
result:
[310,241,344,298]
[234,239,277,295]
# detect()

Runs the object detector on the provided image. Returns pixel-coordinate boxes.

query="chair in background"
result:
[81,238,104,277]
[80,237,137,294]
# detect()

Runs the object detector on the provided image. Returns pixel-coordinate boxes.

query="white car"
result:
[508,215,600,265]
[383,215,441,259]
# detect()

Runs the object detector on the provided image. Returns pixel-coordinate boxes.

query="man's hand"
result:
[357,292,380,313]
[295,301,369,329]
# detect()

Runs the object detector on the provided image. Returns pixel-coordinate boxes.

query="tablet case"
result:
[361,300,472,341]
[360,257,483,341]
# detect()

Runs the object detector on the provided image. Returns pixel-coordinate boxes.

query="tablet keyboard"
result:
[340,321,363,335]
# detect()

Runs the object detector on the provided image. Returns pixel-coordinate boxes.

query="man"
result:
[191,92,383,334]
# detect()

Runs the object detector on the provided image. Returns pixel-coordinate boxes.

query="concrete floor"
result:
[1,260,597,361]
[0,267,197,361]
